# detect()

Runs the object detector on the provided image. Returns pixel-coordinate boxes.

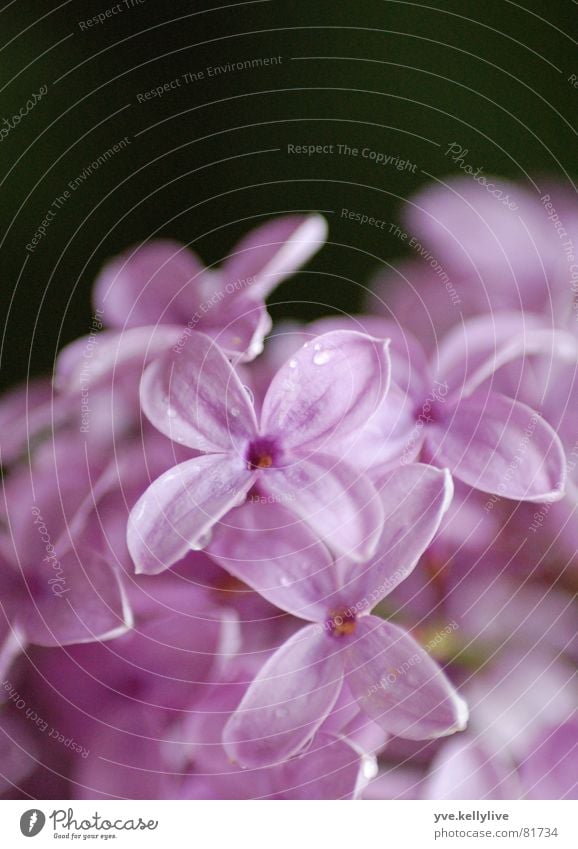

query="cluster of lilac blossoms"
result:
[1,179,577,800]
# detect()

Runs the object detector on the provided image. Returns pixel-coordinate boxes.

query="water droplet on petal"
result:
[314,342,322,351]
[230,407,240,418]
[242,385,255,405]
[280,576,291,587]
[192,530,212,550]
[313,350,331,366]
[288,359,298,369]
[167,406,177,419]
[361,755,378,780]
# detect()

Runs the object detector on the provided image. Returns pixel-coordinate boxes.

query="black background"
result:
[1,0,576,390]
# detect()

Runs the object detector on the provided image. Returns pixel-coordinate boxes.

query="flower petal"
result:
[224,214,328,298]
[277,732,366,800]
[54,325,181,394]
[346,616,468,739]
[17,554,133,647]
[202,296,272,362]
[424,736,520,800]
[337,465,453,607]
[93,239,206,328]
[260,452,384,562]
[140,332,258,452]
[435,312,578,400]
[127,454,256,574]
[223,624,344,768]
[261,331,391,452]
[426,392,566,501]
[0,623,25,687]
[519,720,578,800]
[208,498,338,620]
[404,177,559,309]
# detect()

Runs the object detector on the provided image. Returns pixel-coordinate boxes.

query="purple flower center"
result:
[326,609,357,638]
[246,437,279,471]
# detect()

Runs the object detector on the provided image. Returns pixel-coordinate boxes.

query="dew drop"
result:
[280,576,291,587]
[361,755,378,780]
[167,406,177,419]
[313,350,331,366]
[232,490,247,507]
[230,407,240,418]
[191,530,212,550]
[242,385,255,405]
[288,359,298,369]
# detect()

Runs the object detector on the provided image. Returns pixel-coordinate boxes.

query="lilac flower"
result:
[54,215,328,409]
[312,313,570,500]
[209,464,467,768]
[421,648,577,800]
[369,177,578,350]
[176,669,386,800]
[15,583,382,801]
[127,329,391,572]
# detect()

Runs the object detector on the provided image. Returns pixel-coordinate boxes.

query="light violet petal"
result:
[366,259,468,359]
[338,465,454,606]
[202,297,272,362]
[223,624,344,768]
[54,325,181,394]
[93,240,206,328]
[277,732,365,800]
[127,454,255,574]
[0,378,70,467]
[260,453,384,562]
[424,736,520,800]
[308,315,431,404]
[224,214,328,298]
[140,332,258,452]
[331,382,421,476]
[435,312,578,400]
[346,616,468,740]
[519,721,578,800]
[404,177,558,304]
[18,554,133,647]
[0,624,25,687]
[262,330,391,452]
[427,392,567,501]
[208,498,338,621]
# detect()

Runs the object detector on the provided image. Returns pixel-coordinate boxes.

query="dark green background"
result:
[1,0,576,390]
